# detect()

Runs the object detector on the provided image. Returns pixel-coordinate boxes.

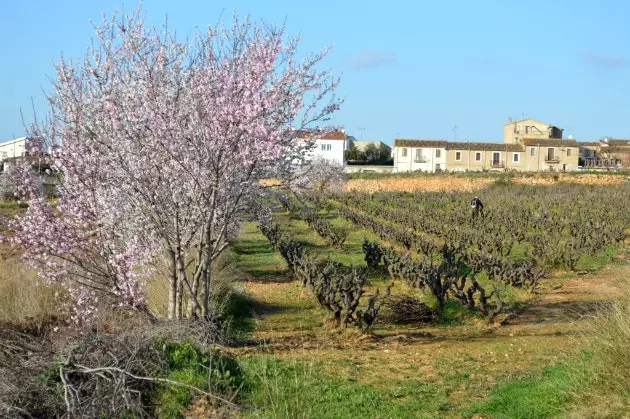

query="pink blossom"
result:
[14,8,341,324]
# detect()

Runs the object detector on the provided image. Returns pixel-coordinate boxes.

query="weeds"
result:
[0,256,62,326]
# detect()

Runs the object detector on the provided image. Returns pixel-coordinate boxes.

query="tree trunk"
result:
[202,258,212,320]
[189,274,200,319]
[176,275,183,319]
[168,275,177,319]
[168,252,178,320]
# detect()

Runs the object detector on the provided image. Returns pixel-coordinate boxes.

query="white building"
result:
[0,137,28,161]
[393,139,447,173]
[0,137,46,171]
[296,129,347,166]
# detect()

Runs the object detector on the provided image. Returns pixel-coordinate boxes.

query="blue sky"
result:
[1,0,629,145]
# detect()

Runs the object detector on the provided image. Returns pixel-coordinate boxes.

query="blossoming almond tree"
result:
[15,8,341,323]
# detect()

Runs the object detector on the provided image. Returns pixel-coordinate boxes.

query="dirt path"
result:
[504,264,625,333]
[239,260,627,349]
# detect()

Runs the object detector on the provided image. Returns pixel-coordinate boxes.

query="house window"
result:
[401,148,407,157]
[567,149,572,157]
[513,152,520,163]
[530,147,536,156]
[475,152,481,161]
[435,149,441,158]
[435,163,441,170]
[547,147,556,161]
[321,143,332,151]
[455,151,462,161]
[415,149,425,162]
[492,152,501,165]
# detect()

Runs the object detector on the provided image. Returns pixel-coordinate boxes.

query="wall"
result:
[523,145,579,171]
[504,119,562,144]
[445,149,525,171]
[394,146,446,172]
[300,138,345,166]
[0,138,27,160]
[344,165,395,174]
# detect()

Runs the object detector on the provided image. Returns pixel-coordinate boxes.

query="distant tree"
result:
[14,8,341,323]
[345,146,360,161]
[363,143,380,163]
[377,143,393,164]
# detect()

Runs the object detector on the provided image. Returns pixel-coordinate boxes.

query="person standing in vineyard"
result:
[471,196,484,219]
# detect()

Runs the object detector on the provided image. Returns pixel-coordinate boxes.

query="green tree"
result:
[363,143,380,163]
[345,146,360,161]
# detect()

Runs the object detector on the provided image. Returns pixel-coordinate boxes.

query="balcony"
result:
[545,157,560,163]
[491,160,505,168]
[413,157,428,163]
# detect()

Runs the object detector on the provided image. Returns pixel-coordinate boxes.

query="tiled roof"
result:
[394,139,447,148]
[605,139,630,147]
[604,146,630,153]
[578,142,601,146]
[522,138,579,147]
[293,129,346,140]
[446,142,523,151]
[352,140,391,149]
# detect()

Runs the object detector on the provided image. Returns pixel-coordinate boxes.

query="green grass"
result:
[467,353,593,419]
[240,356,452,419]
[155,341,243,418]
[575,244,619,271]
[0,199,26,209]
[224,290,259,339]
[229,198,630,418]
[231,223,287,279]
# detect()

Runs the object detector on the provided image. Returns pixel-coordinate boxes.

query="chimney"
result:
[508,117,513,123]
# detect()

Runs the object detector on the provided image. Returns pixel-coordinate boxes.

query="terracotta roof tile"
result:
[522,138,579,147]
[293,129,346,140]
[446,142,523,151]
[578,142,601,147]
[605,139,630,146]
[604,146,630,153]
[394,139,447,148]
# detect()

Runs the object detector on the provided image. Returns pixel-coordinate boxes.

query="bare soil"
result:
[344,173,628,193]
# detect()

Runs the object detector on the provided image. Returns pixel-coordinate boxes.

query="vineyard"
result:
[225,179,630,417]
[253,182,630,330]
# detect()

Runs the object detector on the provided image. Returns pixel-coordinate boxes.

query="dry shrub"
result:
[0,324,58,417]
[146,269,171,318]
[0,255,64,327]
[380,295,438,324]
[0,320,231,418]
[584,283,630,398]
[146,251,241,320]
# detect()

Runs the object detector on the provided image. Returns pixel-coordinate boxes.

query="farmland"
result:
[2,175,630,417]
[231,176,630,417]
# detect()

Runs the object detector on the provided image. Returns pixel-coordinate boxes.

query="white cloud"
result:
[345,50,397,69]
[583,52,627,69]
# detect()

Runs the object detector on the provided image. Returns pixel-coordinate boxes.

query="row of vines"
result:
[260,182,629,329]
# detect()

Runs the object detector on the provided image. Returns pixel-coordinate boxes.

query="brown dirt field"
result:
[512,173,628,186]
[344,173,629,193]
[344,176,494,193]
